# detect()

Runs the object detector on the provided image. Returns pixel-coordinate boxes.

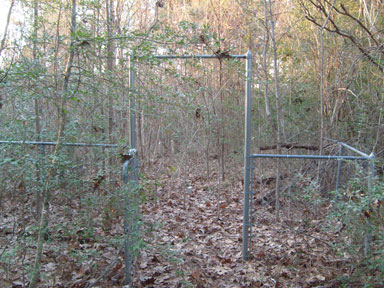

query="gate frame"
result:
[128,51,253,260]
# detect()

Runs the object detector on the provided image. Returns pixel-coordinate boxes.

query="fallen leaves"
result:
[0,157,354,287]
[133,158,350,287]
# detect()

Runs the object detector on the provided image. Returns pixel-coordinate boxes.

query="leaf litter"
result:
[133,158,349,287]
[0,157,351,287]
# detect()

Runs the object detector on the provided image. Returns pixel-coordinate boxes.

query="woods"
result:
[0,0,383,287]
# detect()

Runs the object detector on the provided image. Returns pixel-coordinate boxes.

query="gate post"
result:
[124,53,138,285]
[368,152,375,192]
[129,52,136,153]
[335,143,343,198]
[242,51,252,260]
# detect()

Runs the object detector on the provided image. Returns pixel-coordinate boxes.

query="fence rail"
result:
[0,140,118,148]
[244,141,376,259]
[250,153,370,160]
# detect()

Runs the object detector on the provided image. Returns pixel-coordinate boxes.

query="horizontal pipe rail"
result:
[0,140,118,148]
[135,54,247,60]
[250,153,369,160]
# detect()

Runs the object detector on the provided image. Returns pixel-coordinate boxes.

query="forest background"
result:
[0,0,383,287]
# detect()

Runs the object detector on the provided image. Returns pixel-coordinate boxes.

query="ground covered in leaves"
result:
[0,158,356,287]
[133,160,351,288]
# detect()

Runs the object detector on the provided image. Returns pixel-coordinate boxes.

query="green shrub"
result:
[332,173,384,286]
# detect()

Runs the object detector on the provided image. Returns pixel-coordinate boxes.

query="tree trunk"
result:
[318,0,335,186]
[29,1,77,287]
[32,0,42,220]
[267,0,282,222]
[219,60,225,181]
[0,0,14,56]
[262,1,276,139]
[106,0,116,174]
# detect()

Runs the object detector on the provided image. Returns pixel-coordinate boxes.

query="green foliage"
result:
[331,173,384,286]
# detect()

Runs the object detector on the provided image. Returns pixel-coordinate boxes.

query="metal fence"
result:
[242,142,375,259]
[0,51,252,284]
[2,49,377,268]
[129,51,253,261]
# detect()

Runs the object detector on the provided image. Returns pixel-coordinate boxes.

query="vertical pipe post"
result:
[242,51,252,260]
[336,144,343,197]
[249,160,254,254]
[41,145,46,184]
[368,152,375,192]
[130,54,138,182]
[129,53,136,153]
[124,53,136,285]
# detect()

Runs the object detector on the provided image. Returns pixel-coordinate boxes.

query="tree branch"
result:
[85,244,124,288]
[259,143,319,151]
[338,3,380,48]
[0,0,15,57]
[302,0,384,73]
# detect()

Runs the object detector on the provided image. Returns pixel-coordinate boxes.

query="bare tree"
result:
[29,1,78,287]
[317,0,335,184]
[265,0,283,221]
[32,0,42,219]
[0,0,15,57]
[262,0,276,139]
[302,0,384,73]
[106,0,115,151]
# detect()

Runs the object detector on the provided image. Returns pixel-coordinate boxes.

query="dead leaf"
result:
[140,275,156,285]
[12,281,23,288]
